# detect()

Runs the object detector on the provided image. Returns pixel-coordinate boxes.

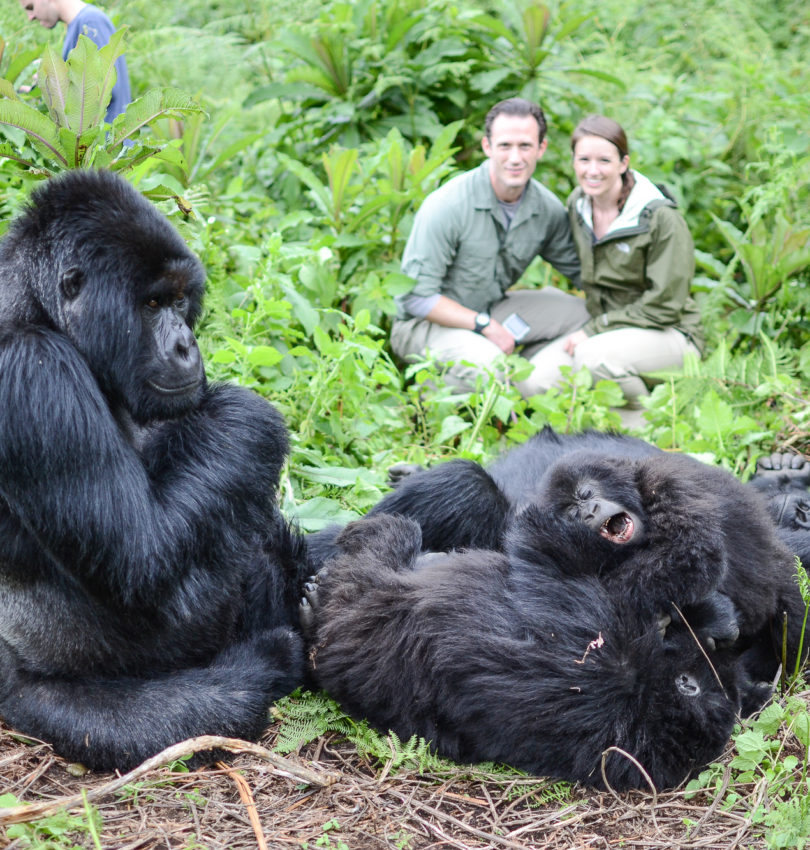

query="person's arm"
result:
[583,207,694,335]
[426,295,515,354]
[399,190,516,353]
[539,198,582,288]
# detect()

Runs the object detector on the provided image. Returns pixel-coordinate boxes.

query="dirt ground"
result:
[0,710,775,850]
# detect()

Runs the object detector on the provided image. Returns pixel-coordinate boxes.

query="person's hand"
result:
[482,319,516,354]
[563,329,588,356]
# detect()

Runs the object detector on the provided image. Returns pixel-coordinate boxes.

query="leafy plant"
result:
[686,695,810,848]
[273,690,450,774]
[0,32,203,196]
[0,792,102,850]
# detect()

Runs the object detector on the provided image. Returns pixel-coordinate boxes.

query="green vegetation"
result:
[0,792,102,849]
[2,0,810,843]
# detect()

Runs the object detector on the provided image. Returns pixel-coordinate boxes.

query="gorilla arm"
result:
[0,326,287,605]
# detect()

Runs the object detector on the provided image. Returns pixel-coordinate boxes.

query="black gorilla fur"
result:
[310,429,803,688]
[303,513,741,790]
[0,171,307,771]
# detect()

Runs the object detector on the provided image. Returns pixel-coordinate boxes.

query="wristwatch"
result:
[473,312,491,334]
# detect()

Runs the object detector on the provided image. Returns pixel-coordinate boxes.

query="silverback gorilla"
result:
[302,430,806,788]
[302,514,742,790]
[0,171,307,771]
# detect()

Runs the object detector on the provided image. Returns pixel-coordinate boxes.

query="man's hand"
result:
[482,320,516,354]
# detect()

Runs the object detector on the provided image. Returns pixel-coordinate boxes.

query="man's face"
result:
[481,113,547,203]
[19,0,61,28]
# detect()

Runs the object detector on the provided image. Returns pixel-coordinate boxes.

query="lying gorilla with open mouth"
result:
[301,512,747,791]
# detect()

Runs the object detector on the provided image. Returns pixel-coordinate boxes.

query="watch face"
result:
[475,312,490,331]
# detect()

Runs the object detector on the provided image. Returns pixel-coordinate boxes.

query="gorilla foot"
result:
[299,573,327,638]
[387,462,426,488]
[740,679,775,717]
[756,452,810,484]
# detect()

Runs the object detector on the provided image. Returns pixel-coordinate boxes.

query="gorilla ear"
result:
[59,267,85,301]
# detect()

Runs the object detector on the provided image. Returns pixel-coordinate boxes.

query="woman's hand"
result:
[563,329,588,356]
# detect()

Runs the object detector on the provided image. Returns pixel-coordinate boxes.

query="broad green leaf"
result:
[434,415,471,444]
[0,79,18,99]
[295,466,369,487]
[281,284,321,337]
[242,81,328,108]
[695,390,734,436]
[0,98,68,164]
[0,142,40,169]
[322,147,358,223]
[472,13,520,47]
[286,496,359,530]
[470,68,513,95]
[38,44,70,126]
[63,31,126,131]
[211,349,237,364]
[111,88,203,146]
[522,3,551,54]
[247,346,283,368]
[6,47,42,85]
[555,11,594,40]
[277,152,332,217]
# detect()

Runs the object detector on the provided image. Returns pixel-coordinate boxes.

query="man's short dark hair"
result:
[484,99,547,143]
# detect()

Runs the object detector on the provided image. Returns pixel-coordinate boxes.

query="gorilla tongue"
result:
[600,513,634,544]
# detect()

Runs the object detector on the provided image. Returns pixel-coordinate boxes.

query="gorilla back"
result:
[0,171,306,770]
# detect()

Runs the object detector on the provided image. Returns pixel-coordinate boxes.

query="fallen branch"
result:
[0,735,339,826]
[217,760,268,850]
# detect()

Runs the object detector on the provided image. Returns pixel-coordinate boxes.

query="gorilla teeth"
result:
[600,513,634,544]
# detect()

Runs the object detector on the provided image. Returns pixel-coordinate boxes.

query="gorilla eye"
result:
[146,298,160,309]
[577,487,594,501]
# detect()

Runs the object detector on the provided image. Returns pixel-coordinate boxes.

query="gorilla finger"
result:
[299,597,317,634]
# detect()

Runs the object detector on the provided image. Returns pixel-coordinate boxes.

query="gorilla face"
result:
[540,453,647,547]
[133,274,205,422]
[567,479,644,544]
[40,176,208,426]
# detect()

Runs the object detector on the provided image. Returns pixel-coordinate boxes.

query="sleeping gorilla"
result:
[0,171,307,771]
[301,513,743,790]
[308,429,805,700]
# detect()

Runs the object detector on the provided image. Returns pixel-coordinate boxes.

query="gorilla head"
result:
[537,451,646,545]
[0,170,206,424]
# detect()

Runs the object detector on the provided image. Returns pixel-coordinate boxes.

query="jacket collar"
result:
[575,171,672,239]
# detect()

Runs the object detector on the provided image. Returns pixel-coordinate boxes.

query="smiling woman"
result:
[518,115,704,415]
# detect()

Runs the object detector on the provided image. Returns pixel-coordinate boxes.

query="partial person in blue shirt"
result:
[19,0,131,123]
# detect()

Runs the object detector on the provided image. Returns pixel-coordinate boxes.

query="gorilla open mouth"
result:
[599,512,635,544]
